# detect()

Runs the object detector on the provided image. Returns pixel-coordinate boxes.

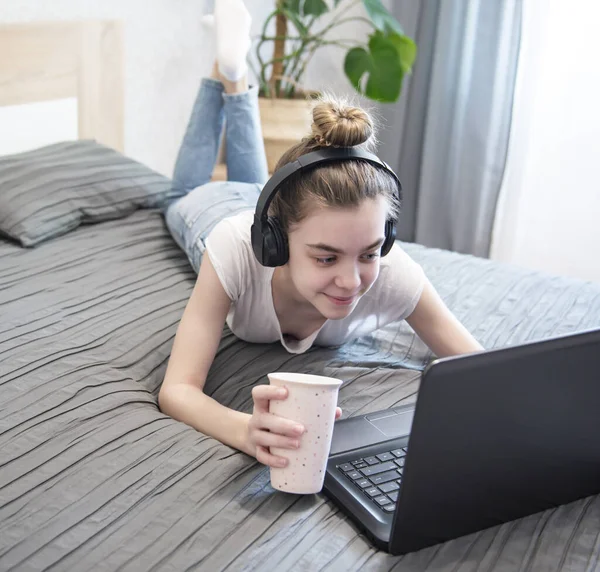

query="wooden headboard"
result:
[0,20,124,151]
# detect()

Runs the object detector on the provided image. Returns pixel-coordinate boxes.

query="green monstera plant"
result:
[252,0,417,102]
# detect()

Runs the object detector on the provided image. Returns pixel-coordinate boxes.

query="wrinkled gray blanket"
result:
[2,210,600,571]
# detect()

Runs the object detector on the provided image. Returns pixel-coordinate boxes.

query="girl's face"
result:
[285,196,389,320]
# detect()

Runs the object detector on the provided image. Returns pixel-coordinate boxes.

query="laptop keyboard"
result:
[336,447,407,513]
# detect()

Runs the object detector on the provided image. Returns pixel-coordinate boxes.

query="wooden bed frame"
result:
[0,20,124,152]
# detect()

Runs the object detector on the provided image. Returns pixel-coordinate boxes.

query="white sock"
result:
[201,13,215,33]
[201,14,216,63]
[213,0,252,82]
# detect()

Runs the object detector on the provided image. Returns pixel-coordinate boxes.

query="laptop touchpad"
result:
[366,409,414,438]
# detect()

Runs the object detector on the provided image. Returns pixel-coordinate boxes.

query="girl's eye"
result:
[362,252,379,261]
[316,256,336,265]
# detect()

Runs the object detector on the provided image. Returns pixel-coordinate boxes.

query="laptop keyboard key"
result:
[360,461,396,477]
[345,449,409,513]
[378,481,399,494]
[374,496,392,506]
[370,470,399,485]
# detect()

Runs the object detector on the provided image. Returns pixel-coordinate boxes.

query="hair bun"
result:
[310,94,374,148]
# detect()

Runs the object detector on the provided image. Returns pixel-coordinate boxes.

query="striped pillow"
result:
[0,140,180,247]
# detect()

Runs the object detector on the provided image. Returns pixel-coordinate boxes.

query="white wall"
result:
[0,98,78,155]
[1,0,213,176]
[0,0,364,177]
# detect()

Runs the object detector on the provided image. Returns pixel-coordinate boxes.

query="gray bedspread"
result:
[2,210,600,572]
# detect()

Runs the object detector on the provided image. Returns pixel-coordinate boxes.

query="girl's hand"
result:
[245,385,342,468]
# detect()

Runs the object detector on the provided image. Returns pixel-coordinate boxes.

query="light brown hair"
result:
[268,93,401,232]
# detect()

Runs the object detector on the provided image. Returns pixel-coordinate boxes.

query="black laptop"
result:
[323,328,600,555]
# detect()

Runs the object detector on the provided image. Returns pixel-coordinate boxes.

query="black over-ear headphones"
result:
[250,147,402,267]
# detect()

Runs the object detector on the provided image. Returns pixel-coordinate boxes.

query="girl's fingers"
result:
[254,405,342,469]
[254,429,300,451]
[255,445,289,468]
[258,411,304,437]
[251,384,288,415]
[251,386,340,471]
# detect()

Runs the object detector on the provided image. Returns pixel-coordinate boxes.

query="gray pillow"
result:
[0,140,179,247]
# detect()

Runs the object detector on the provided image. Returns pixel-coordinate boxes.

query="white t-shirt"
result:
[205,210,425,354]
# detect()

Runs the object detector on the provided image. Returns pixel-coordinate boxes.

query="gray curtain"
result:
[378,0,522,257]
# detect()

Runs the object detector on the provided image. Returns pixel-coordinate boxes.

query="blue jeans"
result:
[165,78,268,272]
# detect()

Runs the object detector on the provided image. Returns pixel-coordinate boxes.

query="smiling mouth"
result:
[324,294,358,306]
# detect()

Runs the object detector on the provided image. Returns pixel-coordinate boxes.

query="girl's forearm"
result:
[406,280,484,359]
[158,383,253,456]
[426,317,484,358]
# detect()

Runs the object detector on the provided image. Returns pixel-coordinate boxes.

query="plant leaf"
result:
[302,0,329,16]
[282,6,308,36]
[344,31,405,102]
[387,32,417,73]
[361,0,404,35]
[344,47,372,92]
[284,0,301,15]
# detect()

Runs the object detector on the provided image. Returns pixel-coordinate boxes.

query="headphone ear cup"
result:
[380,219,396,257]
[262,217,289,267]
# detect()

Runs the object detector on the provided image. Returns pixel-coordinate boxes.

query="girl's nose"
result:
[334,263,361,291]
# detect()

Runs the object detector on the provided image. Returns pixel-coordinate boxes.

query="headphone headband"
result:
[251,147,402,267]
[253,147,401,228]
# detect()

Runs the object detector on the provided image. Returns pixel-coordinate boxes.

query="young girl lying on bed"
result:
[159,0,483,469]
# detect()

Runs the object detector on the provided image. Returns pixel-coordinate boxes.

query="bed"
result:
[2,20,600,572]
